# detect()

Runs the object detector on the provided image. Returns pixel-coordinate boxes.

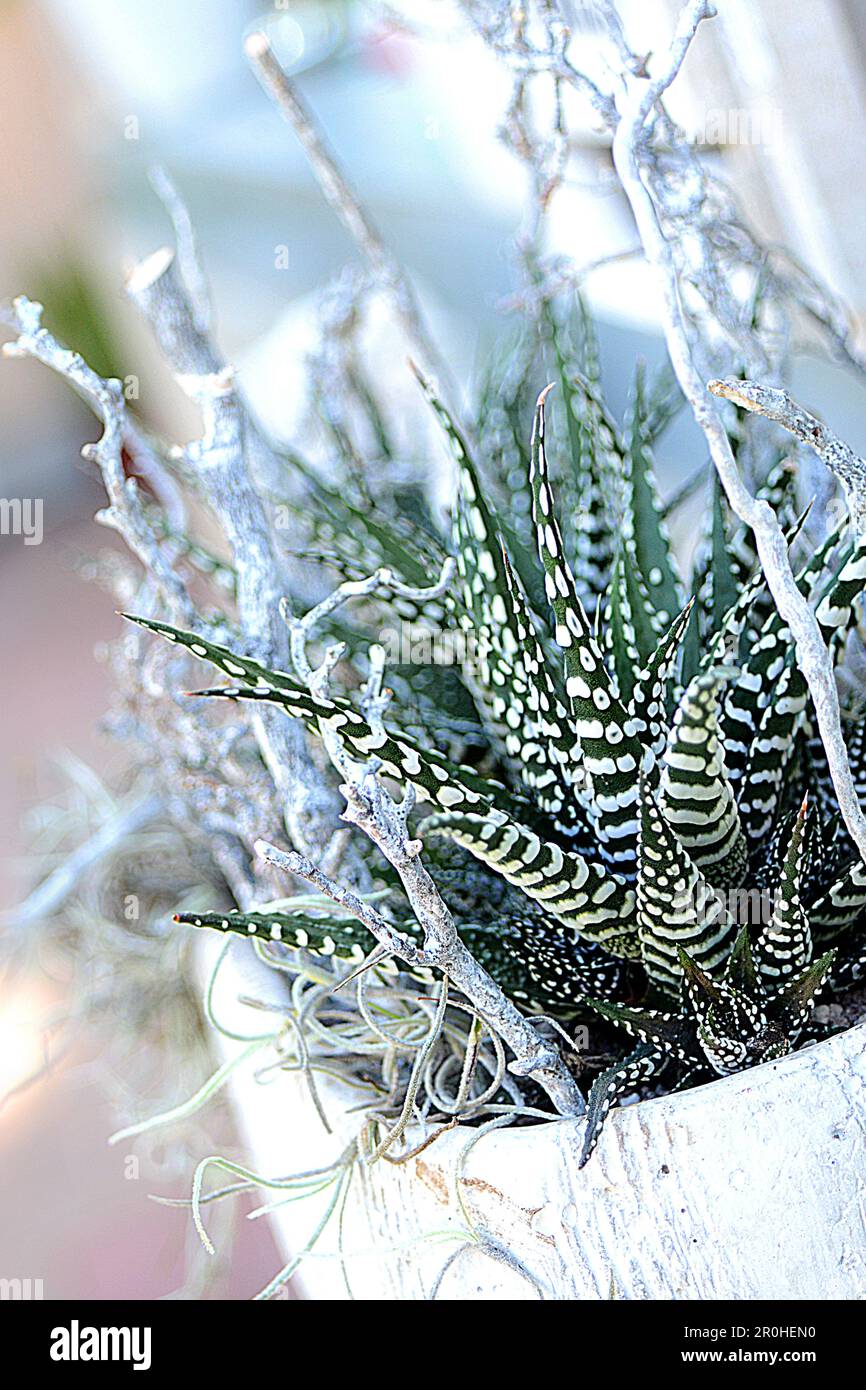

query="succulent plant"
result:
[128,304,866,1161]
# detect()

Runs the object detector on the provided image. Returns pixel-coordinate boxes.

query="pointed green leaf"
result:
[421,803,638,953]
[756,797,811,980]
[529,389,643,875]
[123,614,529,821]
[621,362,684,631]
[637,777,735,993]
[579,1044,661,1168]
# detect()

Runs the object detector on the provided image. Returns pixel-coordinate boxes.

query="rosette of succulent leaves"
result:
[129,303,866,1165]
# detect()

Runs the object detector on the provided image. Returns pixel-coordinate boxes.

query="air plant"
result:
[124,303,866,1162]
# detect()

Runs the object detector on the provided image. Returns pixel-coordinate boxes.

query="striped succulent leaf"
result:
[604,544,666,703]
[122,615,527,821]
[636,774,735,994]
[721,523,849,785]
[621,363,684,634]
[419,804,637,953]
[579,930,835,1161]
[737,540,866,844]
[626,597,695,759]
[543,302,617,609]
[529,391,643,875]
[415,367,568,766]
[755,798,811,980]
[175,906,627,1006]
[497,544,583,828]
[658,671,747,889]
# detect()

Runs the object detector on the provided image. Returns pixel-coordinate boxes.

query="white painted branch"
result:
[244,30,460,413]
[148,165,213,336]
[607,3,866,864]
[1,297,194,624]
[255,828,583,1119]
[709,376,866,537]
[124,245,348,863]
[256,558,584,1119]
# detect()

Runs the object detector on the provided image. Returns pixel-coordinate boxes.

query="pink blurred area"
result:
[0,0,281,1300]
[0,525,282,1300]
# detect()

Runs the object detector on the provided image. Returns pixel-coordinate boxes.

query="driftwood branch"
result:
[257,825,581,1117]
[244,29,459,412]
[148,165,213,336]
[708,377,866,537]
[1,297,194,624]
[259,563,584,1118]
[124,240,349,865]
[603,1,866,864]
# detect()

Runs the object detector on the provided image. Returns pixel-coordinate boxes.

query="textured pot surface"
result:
[208,941,866,1300]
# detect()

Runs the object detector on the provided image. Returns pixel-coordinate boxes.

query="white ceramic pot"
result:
[206,939,866,1300]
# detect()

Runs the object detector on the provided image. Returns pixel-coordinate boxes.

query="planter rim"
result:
[518,1013,866,1141]
[211,940,866,1300]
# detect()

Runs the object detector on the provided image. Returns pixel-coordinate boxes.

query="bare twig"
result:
[281,556,455,691]
[244,30,459,413]
[2,796,162,929]
[256,557,584,1118]
[2,297,194,624]
[602,0,866,863]
[124,245,352,865]
[148,165,212,336]
[256,835,582,1118]
[708,378,866,537]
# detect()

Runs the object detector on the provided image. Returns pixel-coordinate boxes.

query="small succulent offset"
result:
[129,304,866,1163]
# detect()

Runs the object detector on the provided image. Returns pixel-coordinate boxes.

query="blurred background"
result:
[3,0,866,1299]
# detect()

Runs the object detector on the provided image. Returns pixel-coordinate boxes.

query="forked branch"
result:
[709,377,866,537]
[259,564,585,1118]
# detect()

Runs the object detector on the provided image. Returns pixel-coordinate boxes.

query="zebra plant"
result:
[128,304,866,1161]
